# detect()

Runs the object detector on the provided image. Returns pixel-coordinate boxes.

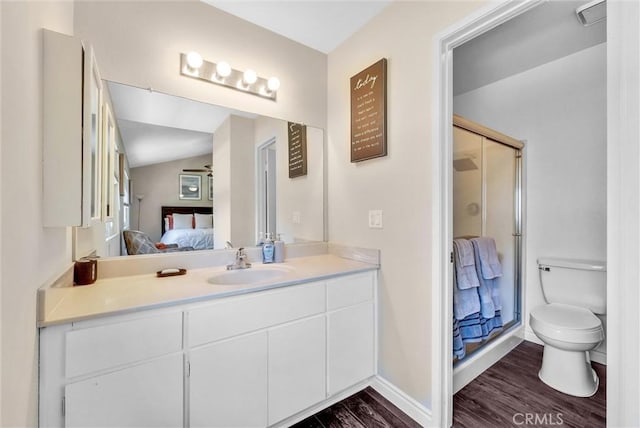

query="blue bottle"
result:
[262,233,275,264]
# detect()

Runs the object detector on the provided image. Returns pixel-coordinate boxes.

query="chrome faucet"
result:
[227,247,252,270]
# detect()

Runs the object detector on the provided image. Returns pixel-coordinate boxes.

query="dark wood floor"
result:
[453,341,606,428]
[291,387,422,428]
[292,341,605,428]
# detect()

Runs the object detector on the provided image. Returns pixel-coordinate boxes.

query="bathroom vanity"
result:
[38,253,378,428]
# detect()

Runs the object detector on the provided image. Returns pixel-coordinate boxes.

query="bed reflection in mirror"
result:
[77,81,324,258]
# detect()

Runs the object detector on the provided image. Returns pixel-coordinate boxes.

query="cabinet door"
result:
[268,315,326,425]
[65,354,183,428]
[328,302,375,395]
[190,331,268,428]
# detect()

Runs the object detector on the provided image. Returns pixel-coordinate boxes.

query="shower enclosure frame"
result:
[451,115,525,389]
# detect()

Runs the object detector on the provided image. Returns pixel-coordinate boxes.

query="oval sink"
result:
[207,267,289,285]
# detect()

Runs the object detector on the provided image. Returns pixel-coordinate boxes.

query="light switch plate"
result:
[368,210,383,229]
[292,211,301,224]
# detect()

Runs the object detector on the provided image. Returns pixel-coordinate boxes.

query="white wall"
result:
[73,1,326,129]
[327,0,485,408]
[230,116,256,249]
[213,117,232,249]
[130,153,213,242]
[1,2,75,426]
[454,43,607,351]
[213,115,255,249]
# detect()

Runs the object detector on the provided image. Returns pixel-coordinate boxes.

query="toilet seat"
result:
[530,303,603,344]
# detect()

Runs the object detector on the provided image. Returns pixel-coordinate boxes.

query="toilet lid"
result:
[531,303,601,330]
[530,303,603,344]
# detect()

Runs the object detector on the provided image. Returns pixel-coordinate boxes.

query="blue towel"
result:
[471,242,497,318]
[481,310,503,339]
[453,316,465,359]
[453,263,480,320]
[456,310,504,358]
[453,239,480,290]
[470,237,503,279]
[458,313,484,343]
[453,237,505,360]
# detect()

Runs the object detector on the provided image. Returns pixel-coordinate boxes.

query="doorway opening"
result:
[432,0,608,425]
[257,138,277,243]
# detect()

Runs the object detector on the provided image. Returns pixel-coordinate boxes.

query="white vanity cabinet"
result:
[189,332,268,428]
[39,270,377,428]
[327,272,376,395]
[186,281,327,427]
[268,315,326,425]
[64,354,183,428]
[39,311,184,428]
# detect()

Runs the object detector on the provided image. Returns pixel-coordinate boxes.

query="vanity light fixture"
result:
[215,61,232,80]
[180,52,279,101]
[267,77,280,91]
[186,52,203,70]
[243,69,258,86]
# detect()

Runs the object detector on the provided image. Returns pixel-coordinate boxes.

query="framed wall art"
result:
[179,174,201,200]
[350,58,387,162]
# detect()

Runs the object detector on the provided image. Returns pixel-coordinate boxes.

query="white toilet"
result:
[529,257,605,397]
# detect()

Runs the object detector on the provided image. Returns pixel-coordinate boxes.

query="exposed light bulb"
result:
[243,69,257,86]
[186,52,203,70]
[216,61,231,78]
[267,77,280,92]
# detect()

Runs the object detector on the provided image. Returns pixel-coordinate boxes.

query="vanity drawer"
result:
[188,281,325,347]
[327,271,375,311]
[65,312,183,378]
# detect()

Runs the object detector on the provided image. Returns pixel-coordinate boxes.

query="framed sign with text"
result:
[288,122,307,178]
[350,58,387,162]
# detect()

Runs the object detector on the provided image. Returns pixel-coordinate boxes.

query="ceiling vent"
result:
[576,0,606,26]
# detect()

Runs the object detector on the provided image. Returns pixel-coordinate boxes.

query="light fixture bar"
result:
[180,53,278,101]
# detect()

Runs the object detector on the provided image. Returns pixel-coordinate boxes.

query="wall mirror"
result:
[76,80,324,258]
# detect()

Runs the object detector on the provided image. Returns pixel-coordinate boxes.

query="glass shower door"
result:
[453,126,483,238]
[483,139,518,325]
[452,125,522,359]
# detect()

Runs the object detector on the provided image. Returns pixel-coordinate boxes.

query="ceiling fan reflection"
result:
[183,164,213,177]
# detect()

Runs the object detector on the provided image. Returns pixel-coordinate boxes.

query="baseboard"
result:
[273,376,432,427]
[370,376,432,427]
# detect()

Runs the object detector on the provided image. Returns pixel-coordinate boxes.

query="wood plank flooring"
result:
[291,387,422,428]
[453,341,606,428]
[292,341,605,428]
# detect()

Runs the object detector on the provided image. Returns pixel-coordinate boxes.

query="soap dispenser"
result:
[262,233,275,264]
[274,234,284,263]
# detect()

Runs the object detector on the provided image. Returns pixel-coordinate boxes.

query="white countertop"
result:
[38,254,378,327]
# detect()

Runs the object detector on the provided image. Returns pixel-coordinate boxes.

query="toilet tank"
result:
[538,257,606,314]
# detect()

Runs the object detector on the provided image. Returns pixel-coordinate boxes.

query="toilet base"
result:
[538,345,599,397]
